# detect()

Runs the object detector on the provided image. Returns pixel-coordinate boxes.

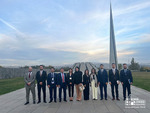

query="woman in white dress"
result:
[90,68,98,100]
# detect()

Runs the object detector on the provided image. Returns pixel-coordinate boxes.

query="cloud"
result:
[0,18,24,35]
[114,1,150,16]
[0,0,150,66]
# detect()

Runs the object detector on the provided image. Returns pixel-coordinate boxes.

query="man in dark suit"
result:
[120,63,133,101]
[36,65,47,103]
[47,67,57,103]
[98,64,108,100]
[57,68,68,102]
[109,63,120,101]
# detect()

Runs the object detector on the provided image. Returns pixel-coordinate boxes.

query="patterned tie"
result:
[62,73,65,83]
[29,72,30,78]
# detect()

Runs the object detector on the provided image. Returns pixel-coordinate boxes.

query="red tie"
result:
[62,73,65,83]
[29,72,30,78]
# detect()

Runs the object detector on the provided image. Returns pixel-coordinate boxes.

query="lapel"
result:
[39,71,42,77]
[51,73,53,78]
[111,69,116,75]
[124,69,128,75]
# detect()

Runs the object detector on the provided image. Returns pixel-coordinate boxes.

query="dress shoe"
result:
[24,102,29,105]
[37,101,41,104]
[116,98,120,101]
[100,98,103,100]
[54,100,57,103]
[49,100,53,103]
[112,97,115,100]
[123,98,126,101]
[33,101,36,104]
[44,101,47,103]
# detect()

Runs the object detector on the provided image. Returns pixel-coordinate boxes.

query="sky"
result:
[0,0,150,66]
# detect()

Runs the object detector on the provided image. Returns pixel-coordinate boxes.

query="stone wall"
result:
[0,68,51,79]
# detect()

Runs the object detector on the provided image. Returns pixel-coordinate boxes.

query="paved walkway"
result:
[0,62,150,113]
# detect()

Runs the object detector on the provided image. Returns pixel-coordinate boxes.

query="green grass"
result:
[132,72,150,92]
[0,77,25,95]
[0,72,150,95]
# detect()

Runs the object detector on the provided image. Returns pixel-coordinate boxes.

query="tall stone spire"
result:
[110,3,118,69]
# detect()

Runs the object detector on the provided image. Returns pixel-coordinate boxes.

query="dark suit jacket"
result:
[47,73,57,86]
[67,73,74,85]
[120,69,133,83]
[109,69,120,83]
[98,69,108,83]
[36,70,47,86]
[57,73,67,86]
[83,74,90,85]
[74,71,82,85]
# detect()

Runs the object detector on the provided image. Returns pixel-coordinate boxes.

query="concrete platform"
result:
[0,62,150,113]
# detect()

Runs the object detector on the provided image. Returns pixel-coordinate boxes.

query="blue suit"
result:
[120,69,133,99]
[47,73,57,101]
[57,73,68,101]
[98,69,108,99]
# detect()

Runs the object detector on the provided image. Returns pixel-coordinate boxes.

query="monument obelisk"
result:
[109,3,118,69]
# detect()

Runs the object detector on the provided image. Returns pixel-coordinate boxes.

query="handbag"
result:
[79,84,85,92]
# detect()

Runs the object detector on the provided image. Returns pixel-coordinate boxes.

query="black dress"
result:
[83,74,90,100]
[67,73,74,97]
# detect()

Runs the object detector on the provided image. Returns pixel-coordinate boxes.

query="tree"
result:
[140,66,150,72]
[118,64,122,70]
[128,58,140,70]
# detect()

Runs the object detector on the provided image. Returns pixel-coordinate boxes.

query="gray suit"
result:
[24,72,36,102]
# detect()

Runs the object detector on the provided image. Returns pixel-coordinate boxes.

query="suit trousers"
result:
[75,84,82,100]
[25,85,36,102]
[59,83,67,101]
[49,84,57,101]
[68,84,74,97]
[111,82,119,98]
[99,82,107,99]
[122,81,131,99]
[91,81,98,99]
[37,84,46,102]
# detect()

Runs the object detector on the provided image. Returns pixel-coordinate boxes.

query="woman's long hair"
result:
[75,66,79,72]
[84,69,89,76]
[69,68,73,74]
[91,68,96,74]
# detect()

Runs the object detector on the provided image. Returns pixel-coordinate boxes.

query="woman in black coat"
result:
[83,69,90,100]
[74,67,83,101]
[67,68,74,101]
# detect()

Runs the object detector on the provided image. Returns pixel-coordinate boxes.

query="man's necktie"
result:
[62,73,65,83]
[29,72,30,78]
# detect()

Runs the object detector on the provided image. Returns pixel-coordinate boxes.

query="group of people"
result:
[24,63,133,105]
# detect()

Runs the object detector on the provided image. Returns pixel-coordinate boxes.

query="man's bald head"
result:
[28,67,32,72]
